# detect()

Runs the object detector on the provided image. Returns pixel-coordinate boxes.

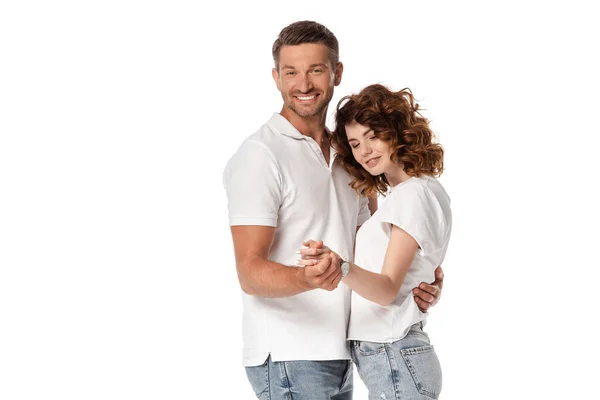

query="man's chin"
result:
[296,111,319,118]
[289,104,325,118]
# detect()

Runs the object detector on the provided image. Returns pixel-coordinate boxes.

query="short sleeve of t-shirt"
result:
[379,184,445,256]
[223,139,282,227]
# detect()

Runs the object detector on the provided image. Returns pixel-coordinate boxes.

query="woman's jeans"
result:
[351,322,442,400]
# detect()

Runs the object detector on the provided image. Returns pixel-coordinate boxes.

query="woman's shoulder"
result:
[389,176,450,208]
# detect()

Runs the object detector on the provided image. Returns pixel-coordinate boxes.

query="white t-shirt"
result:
[223,113,371,366]
[348,175,452,342]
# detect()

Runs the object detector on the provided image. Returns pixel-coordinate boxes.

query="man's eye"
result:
[313,69,323,73]
[286,71,295,76]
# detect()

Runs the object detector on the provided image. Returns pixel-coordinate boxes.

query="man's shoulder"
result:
[231,129,279,163]
[228,118,275,150]
[225,121,283,170]
[247,123,278,144]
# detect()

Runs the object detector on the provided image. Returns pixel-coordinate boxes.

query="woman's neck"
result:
[384,164,412,187]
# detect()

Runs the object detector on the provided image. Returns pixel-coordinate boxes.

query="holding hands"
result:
[297,239,444,313]
[296,240,343,292]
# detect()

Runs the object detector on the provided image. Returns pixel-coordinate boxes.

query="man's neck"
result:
[280,106,328,144]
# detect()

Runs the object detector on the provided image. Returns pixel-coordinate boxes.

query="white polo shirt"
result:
[348,176,452,342]
[223,113,371,366]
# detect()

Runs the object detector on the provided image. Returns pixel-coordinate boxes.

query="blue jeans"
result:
[245,356,353,400]
[351,322,442,400]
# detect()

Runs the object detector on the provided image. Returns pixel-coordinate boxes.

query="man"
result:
[223,20,444,400]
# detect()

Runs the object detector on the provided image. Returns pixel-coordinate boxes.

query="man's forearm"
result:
[238,255,311,297]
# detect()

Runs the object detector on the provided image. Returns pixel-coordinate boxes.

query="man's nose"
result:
[297,74,314,93]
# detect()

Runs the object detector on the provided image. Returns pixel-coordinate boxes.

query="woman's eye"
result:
[351,143,359,149]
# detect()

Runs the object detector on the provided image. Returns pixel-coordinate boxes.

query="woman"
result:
[299,84,451,399]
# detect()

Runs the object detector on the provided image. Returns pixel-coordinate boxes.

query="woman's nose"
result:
[361,144,372,157]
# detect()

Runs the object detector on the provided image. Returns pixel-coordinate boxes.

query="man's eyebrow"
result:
[281,63,328,70]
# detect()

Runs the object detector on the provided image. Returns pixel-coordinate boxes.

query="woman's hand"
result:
[296,239,335,266]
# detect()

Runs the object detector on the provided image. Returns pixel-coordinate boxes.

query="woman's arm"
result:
[342,225,418,306]
[299,225,428,307]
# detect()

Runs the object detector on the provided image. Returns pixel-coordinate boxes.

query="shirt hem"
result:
[230,217,277,227]
[243,351,351,366]
[348,317,427,343]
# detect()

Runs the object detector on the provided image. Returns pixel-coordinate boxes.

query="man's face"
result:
[272,43,343,118]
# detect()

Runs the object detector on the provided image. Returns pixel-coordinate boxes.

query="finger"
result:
[434,266,444,282]
[325,269,342,291]
[329,251,341,265]
[296,258,319,267]
[311,256,339,286]
[418,283,440,298]
[321,258,340,281]
[310,256,335,279]
[305,256,331,277]
[320,254,342,283]
[305,251,335,263]
[298,248,331,260]
[299,254,329,262]
[298,247,328,258]
[412,287,435,304]
[298,251,330,261]
[299,255,328,262]
[413,296,431,313]
[302,240,324,249]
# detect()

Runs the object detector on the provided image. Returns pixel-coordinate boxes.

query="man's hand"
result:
[413,266,444,313]
[302,252,343,291]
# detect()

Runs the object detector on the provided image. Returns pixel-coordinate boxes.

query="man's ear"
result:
[334,62,344,86]
[272,68,282,91]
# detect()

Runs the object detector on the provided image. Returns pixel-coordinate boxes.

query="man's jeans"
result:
[351,322,442,400]
[245,356,353,400]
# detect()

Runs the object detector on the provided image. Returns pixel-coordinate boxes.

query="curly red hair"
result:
[332,84,444,197]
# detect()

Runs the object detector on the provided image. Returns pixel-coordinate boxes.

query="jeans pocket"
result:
[245,359,269,399]
[356,340,386,356]
[400,345,442,399]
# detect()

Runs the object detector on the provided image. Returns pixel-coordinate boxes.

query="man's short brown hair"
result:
[272,21,339,70]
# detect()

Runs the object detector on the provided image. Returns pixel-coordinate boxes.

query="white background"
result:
[1,1,599,399]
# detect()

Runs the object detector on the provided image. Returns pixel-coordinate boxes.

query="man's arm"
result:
[231,225,340,297]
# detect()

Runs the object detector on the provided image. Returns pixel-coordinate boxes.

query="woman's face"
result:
[345,121,395,176]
